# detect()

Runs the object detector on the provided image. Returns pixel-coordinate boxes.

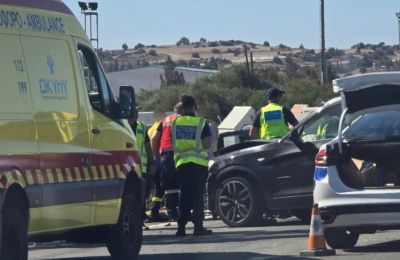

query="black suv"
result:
[207,97,341,227]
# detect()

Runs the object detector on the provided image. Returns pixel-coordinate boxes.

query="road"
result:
[29,218,400,259]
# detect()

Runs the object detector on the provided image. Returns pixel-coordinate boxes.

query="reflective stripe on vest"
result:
[160,113,178,153]
[171,116,208,168]
[151,196,163,203]
[135,121,148,174]
[260,103,289,140]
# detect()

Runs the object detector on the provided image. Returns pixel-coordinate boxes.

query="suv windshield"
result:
[345,110,400,140]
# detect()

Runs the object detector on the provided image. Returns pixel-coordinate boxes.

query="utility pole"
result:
[243,45,251,89]
[396,12,400,45]
[250,51,254,87]
[320,0,326,85]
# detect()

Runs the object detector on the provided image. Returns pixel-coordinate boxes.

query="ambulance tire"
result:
[107,194,142,260]
[324,228,359,249]
[1,206,28,260]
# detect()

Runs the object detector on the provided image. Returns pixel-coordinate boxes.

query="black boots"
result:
[176,225,213,237]
[193,227,213,236]
[176,225,186,237]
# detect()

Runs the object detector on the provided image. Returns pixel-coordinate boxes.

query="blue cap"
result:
[267,87,285,99]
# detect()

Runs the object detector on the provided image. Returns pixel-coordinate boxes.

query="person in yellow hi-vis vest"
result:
[171,95,213,236]
[147,112,169,222]
[128,106,157,224]
[250,87,298,140]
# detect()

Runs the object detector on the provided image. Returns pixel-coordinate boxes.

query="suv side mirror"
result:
[118,85,136,118]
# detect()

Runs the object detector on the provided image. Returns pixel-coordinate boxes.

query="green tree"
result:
[134,43,144,50]
[273,56,283,64]
[122,43,128,51]
[160,56,185,87]
[177,36,190,46]
[148,49,157,56]
[263,41,270,47]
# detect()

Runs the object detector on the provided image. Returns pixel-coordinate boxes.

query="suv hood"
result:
[214,139,273,157]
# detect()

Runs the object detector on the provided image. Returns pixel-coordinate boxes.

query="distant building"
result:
[107,65,218,94]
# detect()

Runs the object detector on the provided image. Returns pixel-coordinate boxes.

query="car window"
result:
[345,110,400,140]
[300,104,341,142]
[77,45,115,118]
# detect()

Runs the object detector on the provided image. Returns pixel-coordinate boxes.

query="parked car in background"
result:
[208,97,341,227]
[314,72,400,249]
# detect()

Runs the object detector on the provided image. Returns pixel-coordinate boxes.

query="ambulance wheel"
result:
[1,206,28,260]
[324,228,359,249]
[106,194,142,260]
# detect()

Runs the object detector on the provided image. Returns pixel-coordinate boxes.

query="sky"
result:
[64,0,400,50]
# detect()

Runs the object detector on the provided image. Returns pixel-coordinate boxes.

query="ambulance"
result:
[0,0,143,259]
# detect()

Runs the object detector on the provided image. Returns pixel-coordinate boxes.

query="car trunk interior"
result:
[332,141,400,189]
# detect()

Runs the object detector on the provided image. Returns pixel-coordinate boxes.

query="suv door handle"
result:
[92,128,101,135]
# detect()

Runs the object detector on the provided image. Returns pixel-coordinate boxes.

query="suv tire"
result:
[215,176,263,227]
[1,206,28,260]
[325,228,359,249]
[106,194,142,259]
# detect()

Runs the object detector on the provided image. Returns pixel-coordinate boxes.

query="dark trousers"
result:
[176,163,208,228]
[151,158,165,215]
[160,152,179,215]
[142,173,153,218]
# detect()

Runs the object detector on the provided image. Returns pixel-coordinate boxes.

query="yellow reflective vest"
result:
[317,124,328,139]
[260,103,289,140]
[148,120,161,140]
[171,116,208,168]
[135,121,148,174]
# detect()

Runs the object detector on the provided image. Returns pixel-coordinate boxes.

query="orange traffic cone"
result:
[300,204,335,256]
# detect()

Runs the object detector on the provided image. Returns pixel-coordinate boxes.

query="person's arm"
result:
[201,121,212,150]
[145,132,156,174]
[151,131,161,157]
[284,107,299,127]
[249,110,261,140]
[150,123,162,157]
[249,126,260,139]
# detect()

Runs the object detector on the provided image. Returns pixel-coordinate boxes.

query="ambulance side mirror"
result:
[118,85,136,119]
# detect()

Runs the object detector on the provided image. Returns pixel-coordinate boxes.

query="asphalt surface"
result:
[29,218,400,260]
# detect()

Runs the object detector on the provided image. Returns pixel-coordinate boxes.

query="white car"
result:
[314,72,400,249]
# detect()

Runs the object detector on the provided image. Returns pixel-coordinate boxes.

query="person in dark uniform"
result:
[250,87,298,140]
[171,95,212,236]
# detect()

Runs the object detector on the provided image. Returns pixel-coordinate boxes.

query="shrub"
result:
[148,49,157,56]
[134,43,144,50]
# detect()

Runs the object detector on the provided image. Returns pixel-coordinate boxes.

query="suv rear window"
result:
[345,110,400,140]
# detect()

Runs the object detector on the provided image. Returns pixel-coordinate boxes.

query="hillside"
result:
[97,40,400,76]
